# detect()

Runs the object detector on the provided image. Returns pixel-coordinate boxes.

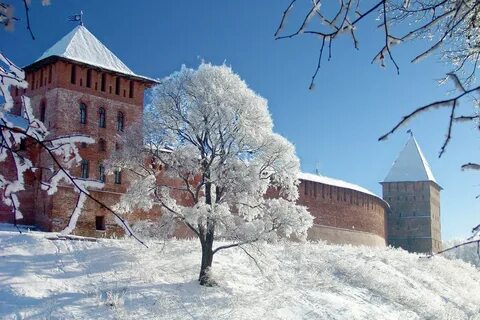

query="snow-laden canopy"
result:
[383,135,438,185]
[35,25,152,81]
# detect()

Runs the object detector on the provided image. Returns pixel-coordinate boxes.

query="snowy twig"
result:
[427,239,480,258]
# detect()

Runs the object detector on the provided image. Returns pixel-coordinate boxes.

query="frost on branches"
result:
[0,52,104,234]
[276,0,480,248]
[110,63,313,285]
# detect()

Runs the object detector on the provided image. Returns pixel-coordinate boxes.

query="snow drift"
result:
[0,228,479,319]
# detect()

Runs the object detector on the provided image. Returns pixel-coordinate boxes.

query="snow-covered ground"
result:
[1,227,479,320]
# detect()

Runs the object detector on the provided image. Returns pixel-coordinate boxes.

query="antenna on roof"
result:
[406,129,413,137]
[68,10,84,26]
[315,161,321,176]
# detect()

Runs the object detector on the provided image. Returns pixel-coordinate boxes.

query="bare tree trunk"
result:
[198,226,214,286]
[198,179,216,286]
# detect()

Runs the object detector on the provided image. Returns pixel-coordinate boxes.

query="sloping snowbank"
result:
[0,229,479,320]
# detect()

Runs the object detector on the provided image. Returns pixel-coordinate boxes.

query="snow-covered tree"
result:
[110,63,313,285]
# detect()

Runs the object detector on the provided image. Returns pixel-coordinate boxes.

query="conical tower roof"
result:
[383,135,439,186]
[31,25,155,82]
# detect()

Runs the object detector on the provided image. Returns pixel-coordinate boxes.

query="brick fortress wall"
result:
[1,58,388,246]
[298,180,388,246]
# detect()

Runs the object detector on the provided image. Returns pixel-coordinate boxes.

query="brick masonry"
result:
[1,57,403,248]
[382,181,442,253]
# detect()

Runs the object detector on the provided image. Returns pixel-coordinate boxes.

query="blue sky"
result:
[3,0,479,240]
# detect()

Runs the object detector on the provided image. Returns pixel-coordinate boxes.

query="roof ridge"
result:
[383,135,438,184]
[411,136,436,182]
[35,25,136,76]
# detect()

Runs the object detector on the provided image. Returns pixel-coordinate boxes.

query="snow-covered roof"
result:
[383,135,437,184]
[299,172,380,199]
[35,25,155,82]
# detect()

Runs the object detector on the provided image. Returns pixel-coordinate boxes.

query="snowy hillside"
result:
[1,228,479,320]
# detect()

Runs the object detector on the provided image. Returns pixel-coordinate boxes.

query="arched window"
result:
[114,169,122,184]
[81,160,89,179]
[98,107,106,128]
[98,164,106,183]
[98,138,106,152]
[117,111,124,132]
[80,103,87,124]
[40,102,46,122]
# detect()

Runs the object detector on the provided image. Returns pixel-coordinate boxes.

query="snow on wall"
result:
[383,136,437,184]
[35,25,151,80]
[299,172,380,199]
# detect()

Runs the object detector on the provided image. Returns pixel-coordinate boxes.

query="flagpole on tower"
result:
[68,11,84,26]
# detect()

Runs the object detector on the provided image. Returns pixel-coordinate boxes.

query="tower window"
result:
[40,102,46,122]
[98,164,106,183]
[40,69,44,87]
[115,77,121,95]
[71,65,77,84]
[101,73,106,92]
[81,160,89,179]
[98,138,106,152]
[114,169,122,184]
[98,107,106,128]
[86,69,92,88]
[117,111,124,132]
[129,80,134,98]
[48,65,52,83]
[95,216,106,231]
[80,103,87,124]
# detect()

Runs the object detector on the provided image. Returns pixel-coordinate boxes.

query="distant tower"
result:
[381,135,442,253]
[14,25,155,234]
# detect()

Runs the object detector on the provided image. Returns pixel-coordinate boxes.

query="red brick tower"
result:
[381,135,442,253]
[15,25,156,235]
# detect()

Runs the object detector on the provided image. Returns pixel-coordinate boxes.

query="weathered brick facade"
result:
[382,181,442,253]
[299,179,388,246]
[4,56,156,237]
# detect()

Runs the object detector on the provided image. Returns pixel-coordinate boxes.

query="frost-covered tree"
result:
[110,63,313,285]
[276,0,480,243]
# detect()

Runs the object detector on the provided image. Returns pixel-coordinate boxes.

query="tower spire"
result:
[383,135,438,185]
